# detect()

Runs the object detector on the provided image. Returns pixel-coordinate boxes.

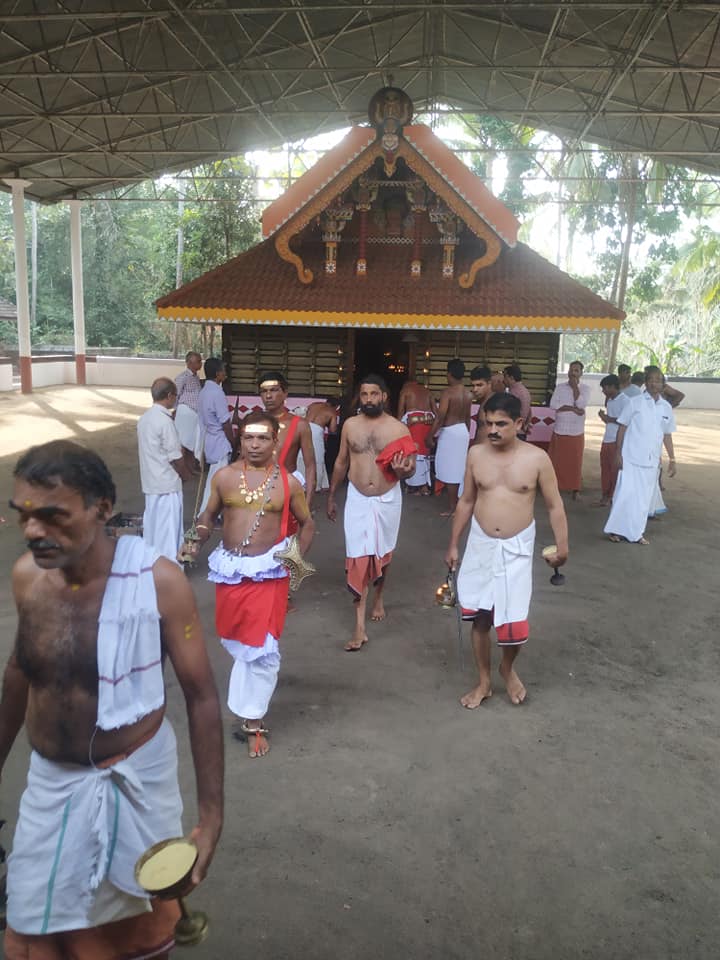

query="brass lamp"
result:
[135,838,208,947]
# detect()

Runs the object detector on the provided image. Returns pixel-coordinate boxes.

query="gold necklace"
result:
[237,462,275,505]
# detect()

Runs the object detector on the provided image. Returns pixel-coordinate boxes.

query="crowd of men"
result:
[0,348,681,958]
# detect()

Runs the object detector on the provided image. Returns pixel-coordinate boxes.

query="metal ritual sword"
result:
[447,568,465,671]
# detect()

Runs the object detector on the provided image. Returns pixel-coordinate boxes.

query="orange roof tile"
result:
[403,126,519,246]
[156,237,623,332]
[261,127,375,238]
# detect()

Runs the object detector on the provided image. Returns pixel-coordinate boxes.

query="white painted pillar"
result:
[69,200,87,385]
[4,178,33,393]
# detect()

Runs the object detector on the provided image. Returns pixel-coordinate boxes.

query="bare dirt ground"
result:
[1,385,719,960]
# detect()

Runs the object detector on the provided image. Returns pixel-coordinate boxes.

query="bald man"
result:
[137,377,191,563]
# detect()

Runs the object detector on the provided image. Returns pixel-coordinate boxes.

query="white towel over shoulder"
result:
[97,536,165,731]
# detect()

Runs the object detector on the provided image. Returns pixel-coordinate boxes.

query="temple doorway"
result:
[353,329,413,413]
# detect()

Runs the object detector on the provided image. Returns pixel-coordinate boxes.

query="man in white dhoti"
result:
[299,398,338,491]
[446,393,568,707]
[398,380,436,494]
[605,369,677,545]
[429,359,472,516]
[198,357,235,515]
[186,412,314,758]
[174,351,203,467]
[137,377,190,563]
[1,440,223,960]
[327,375,416,651]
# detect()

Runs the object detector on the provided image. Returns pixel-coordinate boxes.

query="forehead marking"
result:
[259,380,281,389]
[244,424,273,437]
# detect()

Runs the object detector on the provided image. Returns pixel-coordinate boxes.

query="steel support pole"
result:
[4,179,32,393]
[69,200,87,384]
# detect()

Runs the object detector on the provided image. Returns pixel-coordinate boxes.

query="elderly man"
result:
[257,370,316,510]
[446,394,568,708]
[198,357,234,515]
[548,360,590,499]
[174,351,203,469]
[1,440,223,960]
[327,375,416,651]
[188,412,314,758]
[604,369,677,545]
[137,377,190,563]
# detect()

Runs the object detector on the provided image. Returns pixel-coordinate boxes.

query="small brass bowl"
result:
[135,837,198,900]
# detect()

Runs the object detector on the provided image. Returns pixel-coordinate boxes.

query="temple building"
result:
[156,87,623,406]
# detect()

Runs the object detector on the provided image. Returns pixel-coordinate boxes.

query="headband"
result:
[243,423,274,436]
[259,379,282,389]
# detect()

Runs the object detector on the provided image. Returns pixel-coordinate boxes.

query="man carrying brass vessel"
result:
[188,411,314,759]
[445,394,568,708]
[1,440,224,960]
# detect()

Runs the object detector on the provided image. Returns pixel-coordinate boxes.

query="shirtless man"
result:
[398,379,437,495]
[469,365,492,446]
[429,359,472,516]
[188,411,314,758]
[1,440,223,959]
[327,375,416,651]
[257,370,316,509]
[303,397,339,491]
[445,393,568,708]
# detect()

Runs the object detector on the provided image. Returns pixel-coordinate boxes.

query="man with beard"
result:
[257,371,316,510]
[398,379,437,495]
[469,365,493,446]
[446,394,568,708]
[1,440,223,960]
[327,375,416,651]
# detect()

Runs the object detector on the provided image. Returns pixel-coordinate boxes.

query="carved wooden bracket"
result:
[275,233,314,285]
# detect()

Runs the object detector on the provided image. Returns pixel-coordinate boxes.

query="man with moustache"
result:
[446,394,568,708]
[398,378,437,495]
[187,412,314,758]
[198,357,235,514]
[327,375,416,651]
[257,371,316,510]
[1,440,223,960]
[548,360,590,499]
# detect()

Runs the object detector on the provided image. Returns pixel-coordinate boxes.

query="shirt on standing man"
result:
[199,379,232,465]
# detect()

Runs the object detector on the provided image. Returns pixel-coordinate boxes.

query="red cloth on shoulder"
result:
[374,435,417,483]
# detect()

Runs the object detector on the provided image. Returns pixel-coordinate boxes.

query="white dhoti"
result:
[344,481,402,597]
[174,404,202,459]
[199,453,230,515]
[7,719,183,934]
[407,454,431,487]
[297,424,327,490]
[435,422,469,484]
[604,462,657,542]
[457,518,535,644]
[648,469,667,517]
[142,490,184,564]
[209,542,290,720]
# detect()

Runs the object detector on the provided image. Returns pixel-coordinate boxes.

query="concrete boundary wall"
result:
[1,356,720,409]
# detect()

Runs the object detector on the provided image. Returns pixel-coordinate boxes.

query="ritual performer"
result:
[174,351,203,471]
[428,359,471,517]
[595,374,628,506]
[327,375,416,651]
[604,368,676,545]
[469,365,492,446]
[445,394,568,708]
[1,440,223,960]
[548,360,590,500]
[137,377,190,563]
[503,364,532,439]
[398,378,437,495]
[198,357,234,514]
[301,397,339,492]
[257,370,316,510]
[187,412,314,758]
